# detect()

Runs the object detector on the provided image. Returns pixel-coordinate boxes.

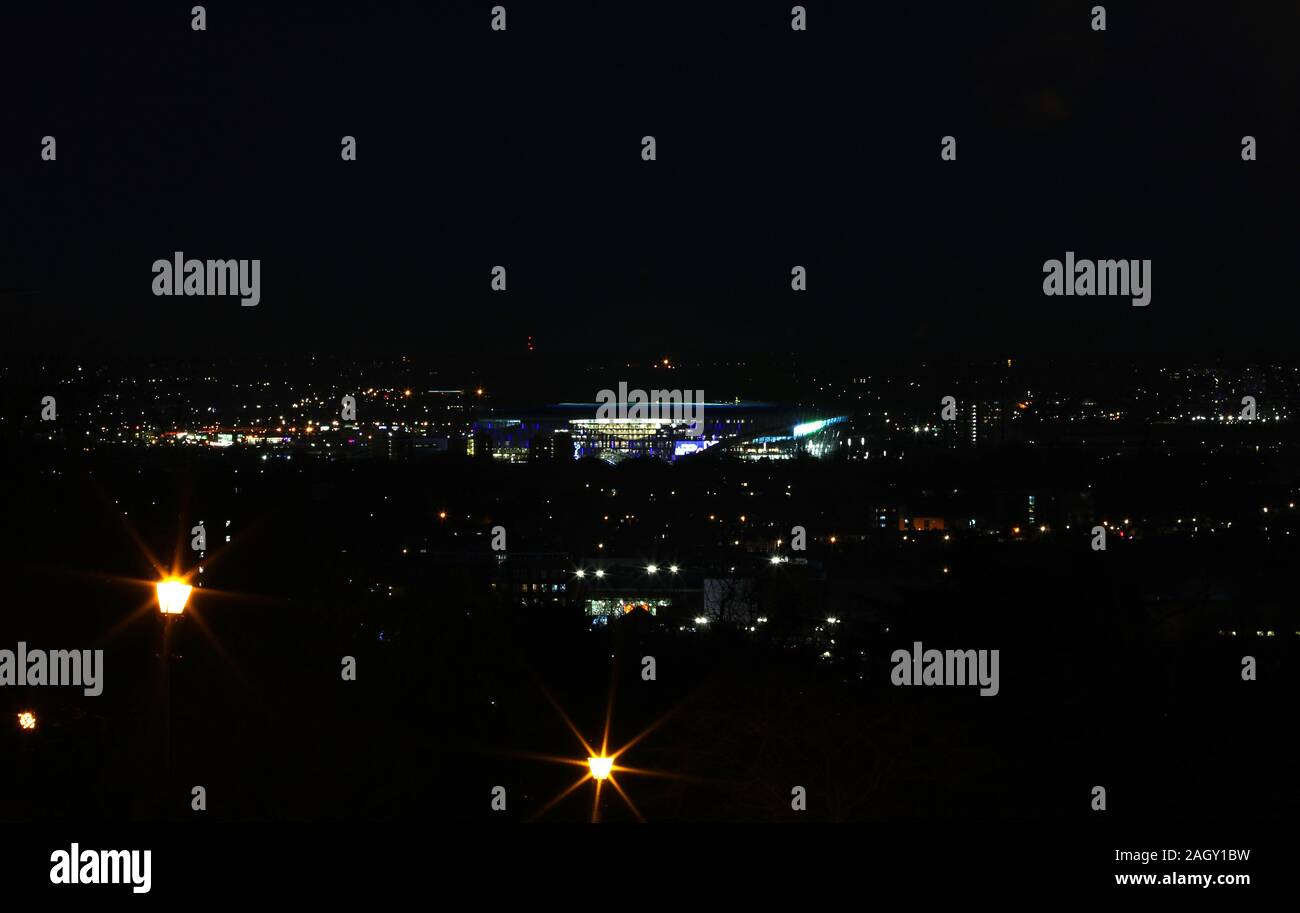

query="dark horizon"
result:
[3,1,1298,358]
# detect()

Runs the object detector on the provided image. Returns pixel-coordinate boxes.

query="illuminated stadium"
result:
[471,404,852,463]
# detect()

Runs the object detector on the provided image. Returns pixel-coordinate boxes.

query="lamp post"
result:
[157,579,192,617]
[156,579,192,783]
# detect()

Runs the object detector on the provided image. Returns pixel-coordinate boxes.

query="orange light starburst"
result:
[587,756,614,780]
[516,669,682,823]
[156,578,193,615]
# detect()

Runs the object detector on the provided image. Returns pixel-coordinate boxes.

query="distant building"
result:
[471,403,817,464]
[899,516,945,532]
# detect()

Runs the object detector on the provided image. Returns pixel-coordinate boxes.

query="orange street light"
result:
[587,756,614,781]
[17,711,36,731]
[156,578,193,616]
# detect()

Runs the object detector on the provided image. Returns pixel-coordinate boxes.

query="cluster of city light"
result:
[577,565,679,579]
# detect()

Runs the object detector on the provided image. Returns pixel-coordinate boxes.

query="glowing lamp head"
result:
[17,711,36,731]
[156,579,193,616]
[587,756,614,781]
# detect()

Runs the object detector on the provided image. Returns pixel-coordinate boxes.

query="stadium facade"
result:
[470,403,852,463]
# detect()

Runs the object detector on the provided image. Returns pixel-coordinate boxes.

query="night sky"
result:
[2,1,1297,359]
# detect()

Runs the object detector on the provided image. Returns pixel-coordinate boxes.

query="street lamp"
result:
[646,565,658,575]
[156,576,191,783]
[17,711,36,732]
[587,756,614,781]
[156,578,192,616]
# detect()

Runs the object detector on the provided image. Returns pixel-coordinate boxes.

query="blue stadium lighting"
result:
[792,416,847,438]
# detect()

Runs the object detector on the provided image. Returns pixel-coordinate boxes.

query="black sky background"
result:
[1,1,1297,360]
